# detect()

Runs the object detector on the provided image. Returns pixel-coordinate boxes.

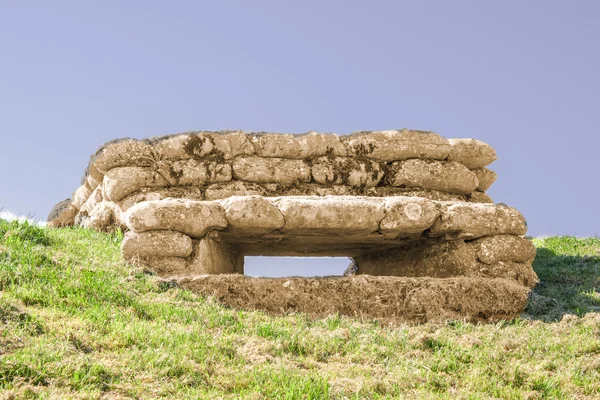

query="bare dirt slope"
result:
[174,274,529,324]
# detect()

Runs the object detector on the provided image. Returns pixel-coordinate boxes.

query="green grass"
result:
[0,218,599,399]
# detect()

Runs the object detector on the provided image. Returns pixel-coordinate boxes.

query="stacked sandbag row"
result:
[117,196,536,288]
[48,130,499,229]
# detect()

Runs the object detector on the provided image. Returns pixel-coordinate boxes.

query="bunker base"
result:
[172,275,530,324]
[49,130,537,323]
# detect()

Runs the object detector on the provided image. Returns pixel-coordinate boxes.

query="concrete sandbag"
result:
[251,131,347,158]
[385,159,478,194]
[122,230,193,259]
[275,196,385,235]
[188,232,244,274]
[220,196,285,234]
[152,130,254,160]
[448,138,497,169]
[102,167,168,202]
[232,157,311,186]
[473,235,537,265]
[473,168,497,191]
[126,199,228,238]
[92,139,154,173]
[380,197,441,239]
[429,202,527,239]
[311,157,384,188]
[342,129,451,161]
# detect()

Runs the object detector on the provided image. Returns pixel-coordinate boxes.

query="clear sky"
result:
[1,1,599,275]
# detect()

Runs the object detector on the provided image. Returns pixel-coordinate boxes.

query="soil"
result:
[173,274,530,324]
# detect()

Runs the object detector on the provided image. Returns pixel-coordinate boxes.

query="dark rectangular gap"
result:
[244,256,351,278]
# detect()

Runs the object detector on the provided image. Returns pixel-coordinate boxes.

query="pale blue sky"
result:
[1,1,599,275]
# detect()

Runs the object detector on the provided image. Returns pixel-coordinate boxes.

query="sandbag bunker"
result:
[49,129,537,323]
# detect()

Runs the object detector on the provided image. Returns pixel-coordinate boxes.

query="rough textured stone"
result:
[473,168,497,192]
[251,131,347,158]
[342,129,451,161]
[385,159,478,194]
[232,157,311,185]
[311,157,384,187]
[220,196,284,234]
[448,138,497,169]
[429,203,527,239]
[380,197,441,239]
[275,196,385,235]
[126,199,228,238]
[122,230,193,259]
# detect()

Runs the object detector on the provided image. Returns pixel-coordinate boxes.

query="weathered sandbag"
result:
[79,186,103,215]
[311,157,384,188]
[188,232,243,274]
[385,159,478,194]
[126,199,228,238]
[92,139,154,173]
[448,139,497,169]
[380,197,440,239]
[232,157,311,186]
[121,230,193,259]
[219,196,284,234]
[275,196,385,235]
[166,159,232,186]
[429,203,527,239]
[473,235,537,264]
[152,130,254,160]
[72,185,92,209]
[251,131,347,158]
[87,163,104,185]
[342,129,451,161]
[85,172,102,192]
[473,168,497,191]
[103,167,168,202]
[103,161,231,202]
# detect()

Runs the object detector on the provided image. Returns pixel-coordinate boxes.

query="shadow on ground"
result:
[524,246,600,321]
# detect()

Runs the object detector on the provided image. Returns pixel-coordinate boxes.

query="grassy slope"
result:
[0,220,599,399]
